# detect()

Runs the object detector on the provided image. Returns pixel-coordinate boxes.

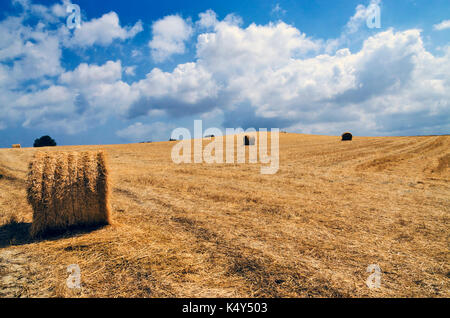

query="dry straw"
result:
[12,144,21,148]
[27,151,111,237]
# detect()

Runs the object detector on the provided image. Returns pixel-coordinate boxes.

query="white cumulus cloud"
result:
[1,3,449,139]
[70,11,143,47]
[149,15,193,62]
[197,9,218,29]
[60,60,123,87]
[346,0,381,34]
[433,20,450,31]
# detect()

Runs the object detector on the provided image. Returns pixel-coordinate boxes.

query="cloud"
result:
[195,20,321,76]
[346,0,381,34]
[131,49,141,58]
[59,60,137,119]
[197,9,218,29]
[1,3,449,139]
[0,17,26,61]
[433,20,450,31]
[128,62,218,117]
[125,66,136,76]
[0,2,140,134]
[271,4,287,16]
[149,15,193,62]
[50,1,68,18]
[12,32,63,80]
[116,122,174,142]
[0,16,63,85]
[13,0,73,24]
[70,11,143,47]
[60,60,123,87]
[332,29,420,104]
[129,11,449,136]
[12,85,83,133]
[1,60,133,134]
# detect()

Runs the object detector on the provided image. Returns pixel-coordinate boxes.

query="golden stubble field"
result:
[0,133,449,298]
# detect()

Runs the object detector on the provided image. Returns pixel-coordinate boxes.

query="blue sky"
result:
[0,0,449,147]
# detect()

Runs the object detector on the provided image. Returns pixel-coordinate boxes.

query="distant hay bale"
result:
[27,151,111,237]
[342,132,353,141]
[244,135,256,146]
[12,144,21,148]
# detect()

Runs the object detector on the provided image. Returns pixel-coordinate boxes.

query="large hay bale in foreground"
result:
[27,151,111,237]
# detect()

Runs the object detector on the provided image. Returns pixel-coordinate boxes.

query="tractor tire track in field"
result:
[170,215,347,297]
[113,186,347,297]
[356,136,449,172]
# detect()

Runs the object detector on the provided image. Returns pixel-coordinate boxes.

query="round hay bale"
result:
[244,136,256,146]
[27,151,111,237]
[341,132,353,141]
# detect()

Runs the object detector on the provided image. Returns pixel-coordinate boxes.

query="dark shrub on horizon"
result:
[33,136,57,147]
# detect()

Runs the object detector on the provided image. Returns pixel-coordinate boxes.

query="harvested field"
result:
[0,133,448,297]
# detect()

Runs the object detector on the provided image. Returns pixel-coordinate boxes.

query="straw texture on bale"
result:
[12,144,21,148]
[27,151,111,237]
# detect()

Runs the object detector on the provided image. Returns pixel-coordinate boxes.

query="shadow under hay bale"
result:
[0,220,109,248]
[27,151,111,238]
[341,132,353,141]
[0,220,32,248]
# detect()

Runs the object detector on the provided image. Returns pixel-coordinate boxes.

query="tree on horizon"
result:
[33,135,57,147]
